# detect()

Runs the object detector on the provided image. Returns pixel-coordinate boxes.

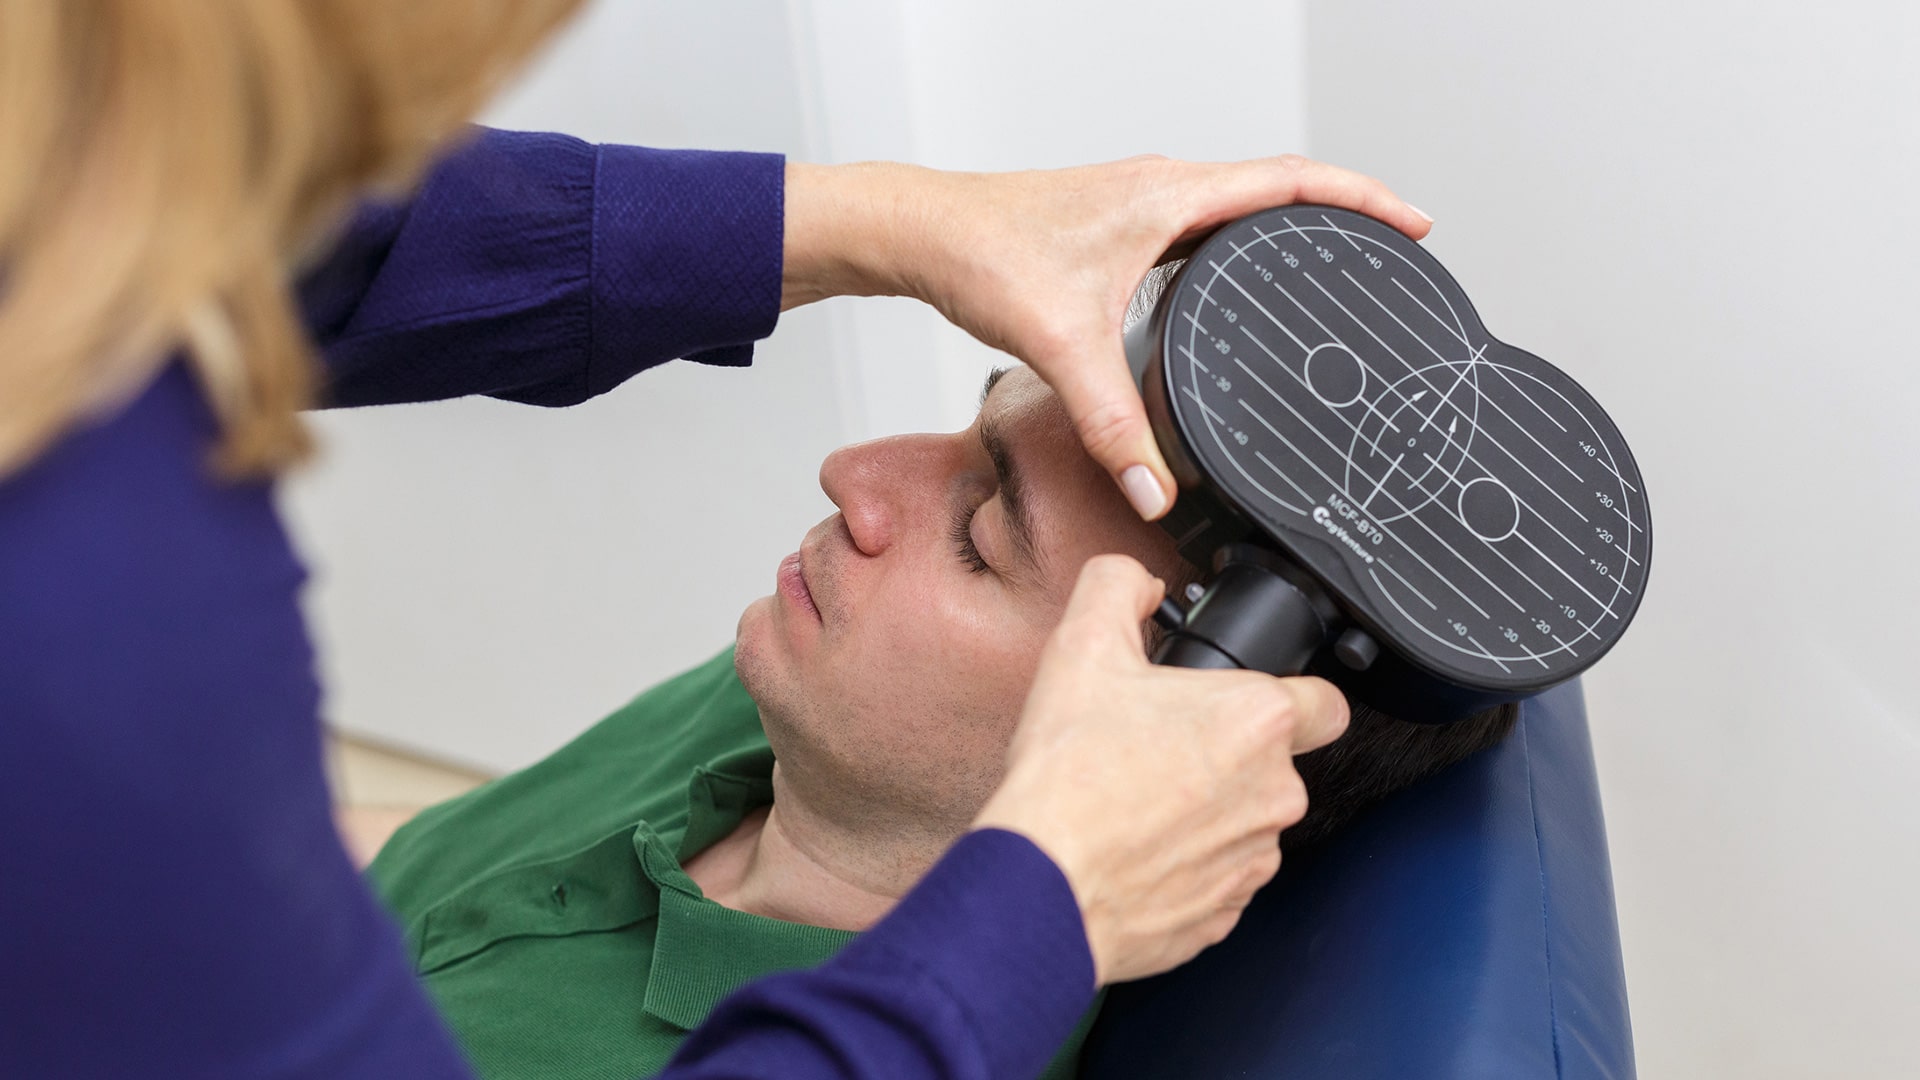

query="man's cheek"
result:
[854,612,984,701]
[864,580,977,652]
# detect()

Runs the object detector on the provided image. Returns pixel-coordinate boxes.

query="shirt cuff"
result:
[841,828,1098,1080]
[589,145,785,393]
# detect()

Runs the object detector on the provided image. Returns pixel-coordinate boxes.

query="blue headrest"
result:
[1083,680,1635,1079]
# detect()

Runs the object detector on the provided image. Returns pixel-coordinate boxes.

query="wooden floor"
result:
[324,732,493,866]
[324,732,492,807]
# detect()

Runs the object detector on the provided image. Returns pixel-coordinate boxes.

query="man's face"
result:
[735,366,1183,837]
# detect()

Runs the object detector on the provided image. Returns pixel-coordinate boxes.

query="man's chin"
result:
[737,592,831,749]
[734,596,785,698]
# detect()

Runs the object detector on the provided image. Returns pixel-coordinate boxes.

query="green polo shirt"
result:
[368,648,1095,1079]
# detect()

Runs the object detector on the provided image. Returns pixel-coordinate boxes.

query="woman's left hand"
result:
[781,155,1432,521]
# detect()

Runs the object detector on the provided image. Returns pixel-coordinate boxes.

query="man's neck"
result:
[681,767,946,932]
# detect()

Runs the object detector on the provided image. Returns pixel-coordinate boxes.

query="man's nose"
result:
[819,435,949,558]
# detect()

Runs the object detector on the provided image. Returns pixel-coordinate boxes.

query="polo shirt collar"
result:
[638,746,858,1030]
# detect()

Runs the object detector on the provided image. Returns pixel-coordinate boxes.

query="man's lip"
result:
[777,551,821,623]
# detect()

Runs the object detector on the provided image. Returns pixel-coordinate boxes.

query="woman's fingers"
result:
[1176,155,1434,243]
[978,154,1431,522]
[977,552,1357,986]
[1054,553,1165,642]
[1033,339,1173,520]
[1274,676,1353,755]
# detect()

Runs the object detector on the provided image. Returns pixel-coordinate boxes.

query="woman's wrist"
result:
[781,160,947,310]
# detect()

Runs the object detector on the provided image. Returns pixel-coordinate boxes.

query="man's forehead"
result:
[974,366,1183,594]
[981,367,1144,516]
[979,366,1070,437]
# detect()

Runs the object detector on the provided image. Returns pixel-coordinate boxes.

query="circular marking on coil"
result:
[1304,342,1366,408]
[1459,476,1521,542]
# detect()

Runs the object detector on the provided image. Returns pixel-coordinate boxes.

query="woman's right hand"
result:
[971,554,1350,986]
[781,154,1429,522]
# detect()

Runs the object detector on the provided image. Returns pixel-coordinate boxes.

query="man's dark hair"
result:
[1128,262,1518,850]
[1287,699,1517,848]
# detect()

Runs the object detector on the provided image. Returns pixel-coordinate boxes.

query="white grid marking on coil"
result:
[1371,558,1437,610]
[1224,324,1542,618]
[1265,264,1598,526]
[1194,310,1405,441]
[1212,263,1590,605]
[1176,217,1648,667]
[1229,380,1495,619]
[1332,264,1593,487]
[1253,450,1315,504]
[1179,362,1309,516]
[1390,274,1579,439]
[1321,213,1365,251]
[1466,634,1514,673]
[1232,365,1529,617]
[1375,564,1555,669]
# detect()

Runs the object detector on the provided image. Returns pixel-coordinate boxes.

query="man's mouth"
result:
[777,551,821,623]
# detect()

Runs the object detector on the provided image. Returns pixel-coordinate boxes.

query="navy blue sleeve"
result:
[300,128,783,408]
[664,829,1098,1080]
[0,366,474,1079]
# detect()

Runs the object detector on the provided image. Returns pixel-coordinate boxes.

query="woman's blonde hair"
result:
[0,0,582,480]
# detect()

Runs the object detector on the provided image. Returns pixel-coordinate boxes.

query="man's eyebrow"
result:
[979,365,1010,409]
[978,389,1043,576]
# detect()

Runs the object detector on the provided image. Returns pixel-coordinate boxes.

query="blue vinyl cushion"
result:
[1083,680,1635,1079]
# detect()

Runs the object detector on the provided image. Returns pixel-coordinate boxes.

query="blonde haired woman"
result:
[0,3,1425,1077]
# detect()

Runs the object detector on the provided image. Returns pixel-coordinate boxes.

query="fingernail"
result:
[1121,464,1168,519]
[1406,202,1434,224]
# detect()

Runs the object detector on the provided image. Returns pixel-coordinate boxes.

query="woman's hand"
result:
[971,555,1350,985]
[781,156,1432,519]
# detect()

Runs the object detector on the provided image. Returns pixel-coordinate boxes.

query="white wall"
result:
[796,0,1313,438]
[1305,2,1920,1076]
[286,0,1309,773]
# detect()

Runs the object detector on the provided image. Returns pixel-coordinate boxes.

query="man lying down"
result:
[357,361,1518,1080]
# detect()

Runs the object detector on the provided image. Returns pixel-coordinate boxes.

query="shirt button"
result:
[551,882,568,907]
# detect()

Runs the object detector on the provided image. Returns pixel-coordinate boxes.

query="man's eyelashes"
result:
[947,504,991,574]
